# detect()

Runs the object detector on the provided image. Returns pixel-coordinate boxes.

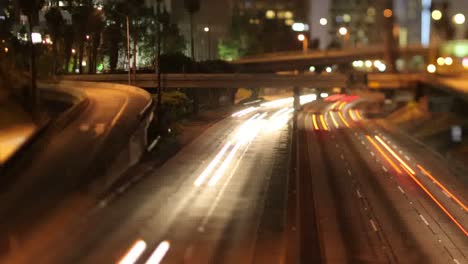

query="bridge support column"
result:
[293,86,301,111]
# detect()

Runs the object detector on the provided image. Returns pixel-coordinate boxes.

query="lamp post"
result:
[338,26,349,48]
[204,26,211,60]
[297,34,308,53]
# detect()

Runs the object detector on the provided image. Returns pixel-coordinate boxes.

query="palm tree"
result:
[45,7,64,75]
[17,0,45,112]
[184,0,200,60]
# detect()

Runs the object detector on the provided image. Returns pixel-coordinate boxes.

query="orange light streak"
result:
[403,167,468,236]
[417,165,468,212]
[338,112,350,127]
[320,115,329,131]
[312,114,319,130]
[355,110,363,120]
[366,136,402,174]
[338,102,347,111]
[374,136,415,174]
[330,112,339,128]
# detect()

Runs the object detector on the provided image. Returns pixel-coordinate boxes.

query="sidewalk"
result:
[0,101,36,165]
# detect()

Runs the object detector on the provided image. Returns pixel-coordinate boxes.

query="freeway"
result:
[5,95,315,264]
[297,95,468,263]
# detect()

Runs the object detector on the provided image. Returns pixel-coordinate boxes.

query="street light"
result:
[319,18,327,26]
[426,64,436,73]
[431,10,442,21]
[297,34,308,53]
[338,27,348,36]
[453,13,465,25]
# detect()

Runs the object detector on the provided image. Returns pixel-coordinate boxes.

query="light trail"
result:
[145,241,171,264]
[194,142,232,186]
[312,114,319,130]
[330,112,339,128]
[355,110,363,120]
[370,137,468,236]
[208,142,242,186]
[330,101,341,110]
[374,136,415,174]
[349,109,357,121]
[338,102,347,111]
[366,136,402,174]
[118,240,147,264]
[403,166,468,236]
[417,165,468,212]
[338,112,350,128]
[231,107,258,117]
[320,114,329,131]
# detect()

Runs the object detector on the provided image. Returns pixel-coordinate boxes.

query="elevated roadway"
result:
[61,73,348,89]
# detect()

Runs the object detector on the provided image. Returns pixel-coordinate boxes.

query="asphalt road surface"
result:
[296,96,467,263]
[5,95,320,264]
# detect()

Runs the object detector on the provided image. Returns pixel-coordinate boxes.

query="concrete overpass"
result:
[61,73,348,89]
[232,45,429,72]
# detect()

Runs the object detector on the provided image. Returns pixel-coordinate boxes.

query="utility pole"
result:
[155,0,163,132]
[383,1,397,73]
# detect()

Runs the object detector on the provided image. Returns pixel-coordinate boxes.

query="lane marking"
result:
[370,219,378,231]
[382,166,388,172]
[419,214,430,226]
[442,190,451,199]
[366,136,402,174]
[356,189,362,198]
[417,165,468,212]
[404,155,410,161]
[340,154,344,160]
[454,259,461,264]
[111,96,129,127]
[398,186,405,194]
[347,169,352,176]
[370,151,375,157]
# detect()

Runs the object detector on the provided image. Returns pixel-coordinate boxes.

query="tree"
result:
[45,7,64,75]
[17,0,45,113]
[72,6,89,74]
[87,9,104,73]
[184,0,201,115]
[184,0,200,60]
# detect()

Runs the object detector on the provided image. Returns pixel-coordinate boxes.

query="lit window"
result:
[284,11,293,19]
[265,10,275,19]
[343,14,351,22]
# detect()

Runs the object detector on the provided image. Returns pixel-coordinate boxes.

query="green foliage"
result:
[155,91,190,121]
[218,40,244,61]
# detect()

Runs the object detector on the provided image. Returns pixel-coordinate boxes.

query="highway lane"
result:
[298,96,467,263]
[9,96,316,264]
[0,82,151,261]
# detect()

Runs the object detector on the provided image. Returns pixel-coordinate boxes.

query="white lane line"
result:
[419,214,430,226]
[370,152,375,157]
[361,140,365,145]
[356,189,362,198]
[454,259,460,264]
[336,143,339,148]
[382,166,388,172]
[347,169,352,176]
[340,154,344,160]
[442,190,451,198]
[370,219,378,231]
[404,155,410,161]
[398,186,405,194]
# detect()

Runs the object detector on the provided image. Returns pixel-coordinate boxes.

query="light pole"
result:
[338,26,349,48]
[297,34,308,53]
[453,13,466,39]
[204,26,211,60]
